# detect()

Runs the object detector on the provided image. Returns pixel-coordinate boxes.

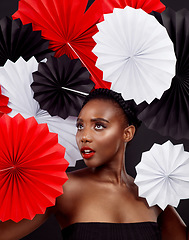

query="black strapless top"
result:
[61,222,161,240]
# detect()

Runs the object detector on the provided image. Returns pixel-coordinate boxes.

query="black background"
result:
[0,0,189,239]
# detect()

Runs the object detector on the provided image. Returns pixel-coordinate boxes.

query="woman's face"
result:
[76,99,134,168]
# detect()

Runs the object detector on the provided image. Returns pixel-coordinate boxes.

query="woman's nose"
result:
[80,129,92,143]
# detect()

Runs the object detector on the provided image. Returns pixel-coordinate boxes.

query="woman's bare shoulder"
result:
[56,168,90,203]
[55,168,91,226]
[126,174,162,217]
[66,168,91,186]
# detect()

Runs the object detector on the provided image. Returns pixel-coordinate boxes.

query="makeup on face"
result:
[76,117,109,160]
[80,147,95,159]
[76,99,127,167]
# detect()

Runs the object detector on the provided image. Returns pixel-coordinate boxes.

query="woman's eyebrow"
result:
[91,118,109,123]
[77,118,83,122]
[76,118,110,123]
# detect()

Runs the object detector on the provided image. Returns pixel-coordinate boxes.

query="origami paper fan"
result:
[0,85,11,117]
[92,7,176,104]
[139,8,189,140]
[0,17,53,66]
[12,0,111,89]
[0,57,80,166]
[101,0,165,15]
[0,113,68,222]
[31,54,94,119]
[134,141,189,210]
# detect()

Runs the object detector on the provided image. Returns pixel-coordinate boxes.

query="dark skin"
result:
[0,99,187,240]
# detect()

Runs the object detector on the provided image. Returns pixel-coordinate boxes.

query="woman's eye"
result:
[76,123,83,130]
[95,123,105,130]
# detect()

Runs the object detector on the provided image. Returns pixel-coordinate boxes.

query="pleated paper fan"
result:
[0,57,80,166]
[31,54,94,119]
[135,141,189,210]
[0,85,11,117]
[92,7,176,104]
[12,0,111,89]
[139,8,189,140]
[101,0,165,15]
[0,17,53,65]
[0,113,68,222]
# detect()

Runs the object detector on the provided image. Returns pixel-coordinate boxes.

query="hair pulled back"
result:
[82,88,141,130]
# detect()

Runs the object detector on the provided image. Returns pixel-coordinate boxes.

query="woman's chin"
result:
[83,158,100,168]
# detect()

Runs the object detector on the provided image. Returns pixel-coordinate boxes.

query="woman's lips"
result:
[81,147,95,159]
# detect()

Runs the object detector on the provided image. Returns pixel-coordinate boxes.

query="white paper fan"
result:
[0,57,80,166]
[92,6,176,104]
[134,140,189,210]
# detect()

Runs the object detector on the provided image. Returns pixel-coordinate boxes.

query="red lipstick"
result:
[80,147,95,159]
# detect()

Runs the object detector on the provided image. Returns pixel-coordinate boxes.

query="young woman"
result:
[0,88,187,240]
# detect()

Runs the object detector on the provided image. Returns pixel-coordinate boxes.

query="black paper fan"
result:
[31,54,95,119]
[139,8,189,140]
[0,17,53,66]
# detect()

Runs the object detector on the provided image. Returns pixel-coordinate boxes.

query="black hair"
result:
[82,88,141,130]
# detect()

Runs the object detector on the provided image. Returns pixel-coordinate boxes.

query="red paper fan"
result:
[12,0,111,89]
[0,86,11,117]
[101,0,165,15]
[0,114,69,222]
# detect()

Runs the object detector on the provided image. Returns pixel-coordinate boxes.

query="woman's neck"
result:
[90,148,128,186]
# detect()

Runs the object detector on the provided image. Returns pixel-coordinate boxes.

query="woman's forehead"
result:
[79,99,122,120]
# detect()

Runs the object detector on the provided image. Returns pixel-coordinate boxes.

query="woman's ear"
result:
[123,125,136,142]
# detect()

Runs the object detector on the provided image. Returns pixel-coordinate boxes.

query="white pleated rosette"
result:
[0,57,80,166]
[134,140,189,210]
[92,6,176,104]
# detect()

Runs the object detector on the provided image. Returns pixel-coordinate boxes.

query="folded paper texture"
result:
[135,141,189,210]
[0,57,81,166]
[0,17,53,66]
[139,8,189,140]
[0,113,69,222]
[31,55,94,119]
[100,0,165,15]
[0,85,11,117]
[92,7,176,104]
[13,0,111,89]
